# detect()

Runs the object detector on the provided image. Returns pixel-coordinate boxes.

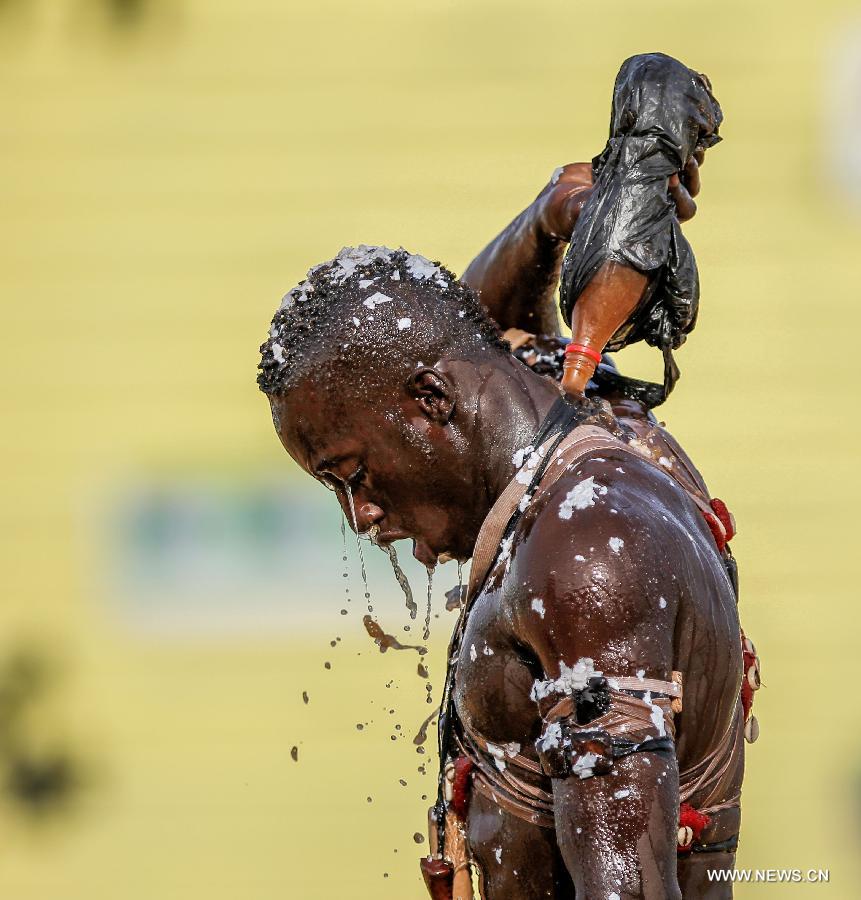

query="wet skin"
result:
[455,449,742,898]
[272,353,742,898]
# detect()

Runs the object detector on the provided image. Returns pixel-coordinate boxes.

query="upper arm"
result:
[508,457,691,896]
[513,454,684,681]
[460,164,594,335]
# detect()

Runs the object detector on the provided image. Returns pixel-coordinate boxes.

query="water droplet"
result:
[413,833,425,844]
[340,517,353,608]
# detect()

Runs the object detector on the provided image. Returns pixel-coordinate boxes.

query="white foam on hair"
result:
[363,292,393,309]
[330,245,395,283]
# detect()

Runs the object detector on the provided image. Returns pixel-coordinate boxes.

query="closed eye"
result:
[318,465,365,493]
[318,475,338,492]
[347,466,365,489]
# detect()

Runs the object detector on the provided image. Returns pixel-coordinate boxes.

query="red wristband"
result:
[564,342,603,365]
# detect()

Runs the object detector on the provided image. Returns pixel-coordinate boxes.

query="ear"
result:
[405,367,456,424]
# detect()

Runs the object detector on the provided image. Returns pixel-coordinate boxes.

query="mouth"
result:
[371,528,411,546]
[368,527,455,568]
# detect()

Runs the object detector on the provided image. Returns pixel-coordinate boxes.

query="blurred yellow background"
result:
[1,0,860,897]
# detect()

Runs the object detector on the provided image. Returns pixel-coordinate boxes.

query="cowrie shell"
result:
[747,666,760,690]
[444,762,455,803]
[744,715,760,744]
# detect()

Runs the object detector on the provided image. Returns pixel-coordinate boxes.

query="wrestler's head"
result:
[258,246,512,565]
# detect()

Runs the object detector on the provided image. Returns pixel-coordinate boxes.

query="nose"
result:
[346,499,385,534]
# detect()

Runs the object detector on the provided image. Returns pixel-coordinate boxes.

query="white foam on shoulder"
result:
[558,476,607,519]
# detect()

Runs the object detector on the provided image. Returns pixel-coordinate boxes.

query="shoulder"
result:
[506,447,711,627]
[524,443,702,547]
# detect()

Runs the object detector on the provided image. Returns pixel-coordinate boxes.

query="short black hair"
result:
[257,246,508,398]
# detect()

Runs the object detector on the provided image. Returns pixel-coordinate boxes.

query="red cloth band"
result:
[564,342,603,365]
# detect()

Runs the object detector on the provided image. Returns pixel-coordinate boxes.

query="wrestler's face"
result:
[271,373,487,567]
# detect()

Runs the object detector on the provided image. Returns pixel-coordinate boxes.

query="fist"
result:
[538,151,706,240]
[668,150,705,224]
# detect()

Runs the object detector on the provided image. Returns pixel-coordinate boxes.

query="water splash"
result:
[345,485,372,612]
[412,709,437,747]
[444,561,467,611]
[363,615,427,655]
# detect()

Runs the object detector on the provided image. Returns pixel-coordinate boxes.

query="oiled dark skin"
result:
[270,151,742,898]
[455,450,742,898]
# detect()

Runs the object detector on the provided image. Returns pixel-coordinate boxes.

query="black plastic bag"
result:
[559,53,722,406]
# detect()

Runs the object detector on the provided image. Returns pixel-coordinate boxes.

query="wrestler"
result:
[258,244,750,897]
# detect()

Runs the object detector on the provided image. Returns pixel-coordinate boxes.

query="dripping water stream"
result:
[422,566,434,642]
[345,485,372,613]
[379,541,417,623]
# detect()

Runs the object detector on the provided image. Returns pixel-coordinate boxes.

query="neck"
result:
[447,354,561,510]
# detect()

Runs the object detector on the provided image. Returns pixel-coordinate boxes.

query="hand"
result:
[668,149,705,223]
[537,150,707,239]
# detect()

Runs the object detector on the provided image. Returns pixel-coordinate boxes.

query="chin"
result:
[411,539,440,567]
[411,532,472,567]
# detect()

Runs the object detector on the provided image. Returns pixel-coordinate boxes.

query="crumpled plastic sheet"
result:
[559,53,722,406]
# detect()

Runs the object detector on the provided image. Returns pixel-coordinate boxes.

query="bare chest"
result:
[452,581,543,754]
